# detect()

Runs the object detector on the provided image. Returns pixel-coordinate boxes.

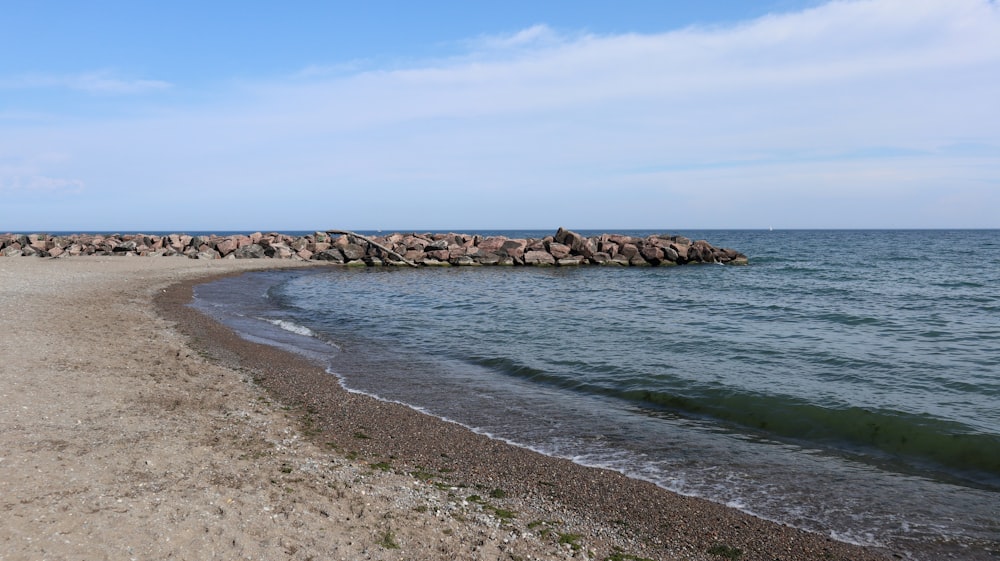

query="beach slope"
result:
[1,258,893,560]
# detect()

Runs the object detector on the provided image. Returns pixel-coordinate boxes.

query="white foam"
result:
[262,318,318,338]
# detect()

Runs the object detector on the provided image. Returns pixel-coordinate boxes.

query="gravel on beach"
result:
[1,257,897,560]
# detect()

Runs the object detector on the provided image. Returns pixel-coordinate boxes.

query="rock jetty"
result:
[0,228,747,266]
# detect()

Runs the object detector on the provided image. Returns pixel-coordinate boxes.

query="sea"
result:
[191,229,1000,560]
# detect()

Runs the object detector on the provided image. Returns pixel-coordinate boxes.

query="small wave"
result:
[933,281,985,289]
[470,356,552,381]
[469,355,1000,486]
[816,312,884,327]
[625,389,1000,487]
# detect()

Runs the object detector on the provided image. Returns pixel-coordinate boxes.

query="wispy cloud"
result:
[0,174,85,194]
[239,0,999,136]
[67,71,172,94]
[0,70,171,95]
[0,155,86,196]
[466,24,565,51]
[2,0,998,229]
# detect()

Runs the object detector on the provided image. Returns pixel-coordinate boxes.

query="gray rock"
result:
[113,241,137,253]
[450,255,479,266]
[233,244,266,259]
[474,252,501,265]
[558,256,585,266]
[341,243,366,261]
[314,249,345,262]
[610,254,631,266]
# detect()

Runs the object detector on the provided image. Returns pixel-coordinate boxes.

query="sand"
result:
[0,257,897,560]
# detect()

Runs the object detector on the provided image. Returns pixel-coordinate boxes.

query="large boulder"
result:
[314,249,345,262]
[690,240,715,263]
[547,242,572,260]
[340,243,366,261]
[629,254,651,266]
[640,245,664,265]
[450,255,479,266]
[267,244,294,259]
[555,228,595,258]
[233,244,266,259]
[191,250,219,260]
[474,252,501,265]
[215,238,238,257]
[523,250,556,266]
[113,240,138,253]
[403,235,430,250]
[477,236,509,253]
[590,252,611,264]
[404,249,426,261]
[669,242,689,262]
[500,240,527,260]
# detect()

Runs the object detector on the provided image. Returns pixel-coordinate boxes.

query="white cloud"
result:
[0,174,85,194]
[232,0,998,142]
[67,72,172,94]
[467,24,564,51]
[2,0,998,230]
[0,155,85,196]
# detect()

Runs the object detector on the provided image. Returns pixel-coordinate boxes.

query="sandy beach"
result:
[0,257,897,561]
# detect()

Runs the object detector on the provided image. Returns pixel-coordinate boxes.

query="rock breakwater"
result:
[0,228,747,266]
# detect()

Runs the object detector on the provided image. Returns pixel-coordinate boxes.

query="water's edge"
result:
[192,230,1000,560]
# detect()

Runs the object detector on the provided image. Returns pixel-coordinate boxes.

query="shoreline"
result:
[156,267,898,561]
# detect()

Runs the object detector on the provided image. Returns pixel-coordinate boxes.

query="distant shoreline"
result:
[1,228,748,266]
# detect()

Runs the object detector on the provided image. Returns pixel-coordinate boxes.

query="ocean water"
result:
[193,230,1000,560]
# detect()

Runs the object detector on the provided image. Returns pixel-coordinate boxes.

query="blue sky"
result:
[2,0,998,231]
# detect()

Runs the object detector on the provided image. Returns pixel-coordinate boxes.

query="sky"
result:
[2,0,998,232]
